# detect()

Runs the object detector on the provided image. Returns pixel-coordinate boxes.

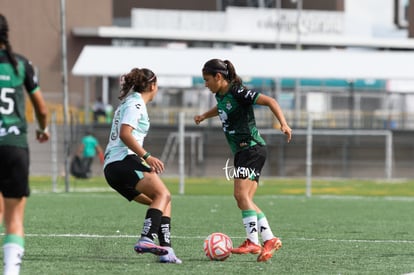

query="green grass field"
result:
[14,177,414,274]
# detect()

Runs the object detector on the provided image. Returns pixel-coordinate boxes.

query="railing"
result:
[25,99,85,125]
[26,101,414,131]
[146,107,414,130]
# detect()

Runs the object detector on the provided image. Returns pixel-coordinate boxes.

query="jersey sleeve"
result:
[23,59,40,94]
[232,86,260,105]
[120,102,144,129]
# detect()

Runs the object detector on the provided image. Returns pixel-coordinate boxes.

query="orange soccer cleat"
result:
[231,239,262,255]
[257,237,282,262]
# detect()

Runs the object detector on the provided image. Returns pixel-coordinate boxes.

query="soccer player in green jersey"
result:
[0,14,49,275]
[194,59,292,262]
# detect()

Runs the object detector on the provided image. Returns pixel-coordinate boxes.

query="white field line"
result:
[31,191,414,202]
[18,233,414,244]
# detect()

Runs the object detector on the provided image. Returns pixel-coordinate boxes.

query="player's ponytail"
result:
[118,68,157,100]
[223,60,242,87]
[0,14,19,76]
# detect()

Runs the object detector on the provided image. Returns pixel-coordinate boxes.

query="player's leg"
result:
[249,158,282,261]
[249,153,282,262]
[134,173,170,256]
[254,180,282,262]
[133,193,152,205]
[1,147,29,274]
[135,172,170,212]
[158,201,171,248]
[232,144,282,259]
[231,178,262,254]
[104,156,168,256]
[157,202,182,264]
[3,197,26,275]
[133,189,181,263]
[3,198,26,235]
[243,180,282,262]
[243,178,281,251]
[244,179,277,244]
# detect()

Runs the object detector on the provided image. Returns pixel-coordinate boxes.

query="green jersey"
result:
[215,84,266,154]
[0,50,40,148]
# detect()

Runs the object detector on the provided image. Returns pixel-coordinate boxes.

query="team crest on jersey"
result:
[225,101,232,110]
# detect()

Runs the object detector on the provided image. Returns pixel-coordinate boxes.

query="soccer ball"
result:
[203,232,233,261]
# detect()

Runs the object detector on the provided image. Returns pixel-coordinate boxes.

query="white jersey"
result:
[103,93,149,168]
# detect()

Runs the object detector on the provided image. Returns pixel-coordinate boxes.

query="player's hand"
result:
[194,115,205,125]
[36,130,50,143]
[280,124,292,143]
[145,156,164,174]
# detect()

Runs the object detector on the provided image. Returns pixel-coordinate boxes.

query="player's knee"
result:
[155,190,171,204]
[233,193,249,209]
[164,191,171,204]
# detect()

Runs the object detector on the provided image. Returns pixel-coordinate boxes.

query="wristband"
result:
[143,152,151,160]
[37,126,49,134]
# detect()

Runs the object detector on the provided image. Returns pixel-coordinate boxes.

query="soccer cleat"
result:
[231,239,262,254]
[159,247,183,264]
[257,237,282,262]
[134,237,169,256]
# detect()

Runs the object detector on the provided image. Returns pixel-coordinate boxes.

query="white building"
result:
[72,1,414,129]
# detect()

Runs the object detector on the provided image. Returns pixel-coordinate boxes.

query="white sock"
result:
[3,243,24,275]
[242,211,259,245]
[258,215,275,242]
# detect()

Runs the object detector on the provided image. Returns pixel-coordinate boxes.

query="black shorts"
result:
[0,146,30,198]
[104,154,152,201]
[234,145,267,182]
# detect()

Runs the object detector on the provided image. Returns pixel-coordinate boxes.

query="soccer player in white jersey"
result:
[103,68,181,264]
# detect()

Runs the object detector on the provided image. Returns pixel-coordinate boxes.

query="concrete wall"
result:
[1,0,112,103]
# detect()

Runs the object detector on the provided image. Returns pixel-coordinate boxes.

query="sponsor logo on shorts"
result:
[222,158,258,181]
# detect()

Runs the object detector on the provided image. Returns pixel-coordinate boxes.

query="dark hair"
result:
[0,14,18,75]
[202,59,243,87]
[118,68,157,100]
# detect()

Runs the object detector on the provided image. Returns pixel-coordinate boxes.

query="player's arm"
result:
[119,124,164,173]
[255,94,292,142]
[24,58,49,142]
[29,89,49,143]
[194,106,218,125]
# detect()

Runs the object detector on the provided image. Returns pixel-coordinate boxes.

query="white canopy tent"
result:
[72,46,414,119]
[72,45,414,80]
[72,45,414,125]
